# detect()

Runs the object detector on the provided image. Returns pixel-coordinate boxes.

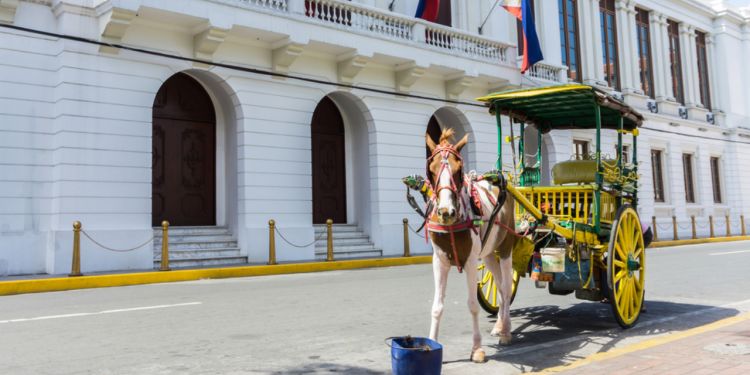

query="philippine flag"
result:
[502,0,544,73]
[415,0,440,23]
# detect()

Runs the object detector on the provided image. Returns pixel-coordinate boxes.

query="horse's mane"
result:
[439,128,455,145]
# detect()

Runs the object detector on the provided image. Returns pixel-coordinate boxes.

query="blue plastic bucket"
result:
[389,336,442,375]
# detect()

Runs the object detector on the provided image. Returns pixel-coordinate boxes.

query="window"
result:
[682,153,695,203]
[599,0,620,90]
[517,0,535,56]
[696,31,711,110]
[559,0,582,81]
[710,157,722,203]
[651,150,665,202]
[636,8,654,98]
[574,140,590,160]
[667,20,684,104]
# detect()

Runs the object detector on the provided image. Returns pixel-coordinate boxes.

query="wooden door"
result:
[152,73,216,227]
[311,97,347,224]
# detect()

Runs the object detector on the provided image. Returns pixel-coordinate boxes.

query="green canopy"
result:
[476,84,644,132]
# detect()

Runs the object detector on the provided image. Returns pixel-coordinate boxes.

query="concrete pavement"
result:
[0,241,749,374]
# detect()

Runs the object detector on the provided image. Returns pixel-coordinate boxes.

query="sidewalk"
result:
[542,313,750,374]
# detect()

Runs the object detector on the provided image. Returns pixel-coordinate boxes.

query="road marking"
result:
[531,311,750,374]
[0,302,201,324]
[709,249,750,256]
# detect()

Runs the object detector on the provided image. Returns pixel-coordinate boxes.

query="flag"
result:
[502,0,544,73]
[415,0,440,23]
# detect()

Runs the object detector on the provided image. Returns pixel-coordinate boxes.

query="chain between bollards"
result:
[159,221,171,271]
[672,216,678,241]
[268,219,277,265]
[69,221,83,277]
[326,219,334,262]
[652,216,658,242]
[709,216,715,238]
[403,218,410,257]
[691,216,697,239]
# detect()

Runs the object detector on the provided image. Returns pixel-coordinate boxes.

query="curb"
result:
[0,256,432,297]
[650,236,750,248]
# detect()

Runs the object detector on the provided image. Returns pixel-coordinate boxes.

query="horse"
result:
[424,128,516,363]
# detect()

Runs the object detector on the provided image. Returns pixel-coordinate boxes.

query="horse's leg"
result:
[464,255,485,363]
[483,253,512,345]
[429,251,450,342]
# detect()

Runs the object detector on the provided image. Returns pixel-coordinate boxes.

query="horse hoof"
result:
[490,328,501,337]
[471,348,486,363]
[499,334,512,345]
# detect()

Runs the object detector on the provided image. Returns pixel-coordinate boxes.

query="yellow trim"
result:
[650,236,750,248]
[476,84,592,102]
[0,256,432,296]
[531,312,750,374]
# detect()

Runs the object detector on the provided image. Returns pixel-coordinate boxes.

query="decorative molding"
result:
[272,41,305,74]
[194,26,229,65]
[445,75,474,101]
[98,7,137,54]
[395,64,425,93]
[337,54,369,84]
[0,0,19,24]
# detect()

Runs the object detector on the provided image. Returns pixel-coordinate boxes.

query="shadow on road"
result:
[481,299,740,372]
[268,362,385,375]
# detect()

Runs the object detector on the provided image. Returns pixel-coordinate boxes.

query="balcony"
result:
[213,0,513,66]
[523,62,568,84]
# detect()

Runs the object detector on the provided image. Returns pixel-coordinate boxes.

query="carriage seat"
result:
[551,159,598,185]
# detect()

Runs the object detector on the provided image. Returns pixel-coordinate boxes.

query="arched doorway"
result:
[426,108,472,169]
[311,96,346,224]
[426,116,442,157]
[152,73,216,227]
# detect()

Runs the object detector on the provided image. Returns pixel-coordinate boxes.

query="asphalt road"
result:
[1,241,750,374]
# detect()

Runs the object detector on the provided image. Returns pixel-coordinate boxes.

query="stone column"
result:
[656,14,674,102]
[579,0,605,86]
[626,1,642,94]
[680,24,698,107]
[706,33,721,113]
[649,12,667,100]
[615,0,638,93]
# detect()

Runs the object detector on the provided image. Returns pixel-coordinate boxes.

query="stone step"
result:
[154,256,248,269]
[155,241,239,251]
[153,226,231,236]
[314,248,383,260]
[313,232,369,240]
[313,237,374,247]
[154,248,242,260]
[314,244,381,252]
[313,225,361,234]
[155,235,236,245]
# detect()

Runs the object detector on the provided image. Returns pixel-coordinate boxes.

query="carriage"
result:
[473,84,647,328]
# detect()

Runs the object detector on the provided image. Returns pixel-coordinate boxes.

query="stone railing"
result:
[219,0,513,65]
[524,62,568,83]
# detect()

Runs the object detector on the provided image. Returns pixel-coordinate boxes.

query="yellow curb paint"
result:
[650,236,750,248]
[531,312,750,374]
[0,256,432,296]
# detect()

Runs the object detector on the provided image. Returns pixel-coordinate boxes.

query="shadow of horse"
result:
[474,300,741,373]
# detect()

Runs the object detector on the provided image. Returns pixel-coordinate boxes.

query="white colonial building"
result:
[0,0,749,276]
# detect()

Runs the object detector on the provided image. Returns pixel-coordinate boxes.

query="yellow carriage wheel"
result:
[607,205,646,328]
[476,259,519,314]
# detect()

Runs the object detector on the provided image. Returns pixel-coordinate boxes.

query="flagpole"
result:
[478,0,501,35]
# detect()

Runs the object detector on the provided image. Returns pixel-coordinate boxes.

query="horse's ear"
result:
[455,134,469,152]
[426,133,437,154]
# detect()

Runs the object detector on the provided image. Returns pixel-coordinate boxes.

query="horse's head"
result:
[426,128,468,225]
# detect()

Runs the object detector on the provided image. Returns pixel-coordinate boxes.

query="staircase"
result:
[314,224,382,260]
[153,226,246,269]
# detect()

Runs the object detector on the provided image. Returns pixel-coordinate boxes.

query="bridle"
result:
[424,144,474,272]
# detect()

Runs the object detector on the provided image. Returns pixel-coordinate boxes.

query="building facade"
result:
[0,0,748,275]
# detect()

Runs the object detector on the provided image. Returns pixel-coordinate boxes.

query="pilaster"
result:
[615,0,635,93]
[680,24,698,108]
[580,0,606,86]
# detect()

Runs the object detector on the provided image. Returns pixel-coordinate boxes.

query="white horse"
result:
[424,129,516,363]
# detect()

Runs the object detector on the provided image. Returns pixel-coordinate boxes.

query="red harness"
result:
[424,145,475,273]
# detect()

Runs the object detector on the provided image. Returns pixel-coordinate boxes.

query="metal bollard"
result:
[326,219,334,261]
[403,218,410,257]
[726,216,731,237]
[160,221,170,271]
[672,216,678,241]
[709,216,715,238]
[69,221,83,277]
[691,216,697,239]
[652,216,658,242]
[742,215,746,236]
[268,220,277,265]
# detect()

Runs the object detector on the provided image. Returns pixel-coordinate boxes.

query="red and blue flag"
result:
[502,0,544,73]
[414,0,440,23]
